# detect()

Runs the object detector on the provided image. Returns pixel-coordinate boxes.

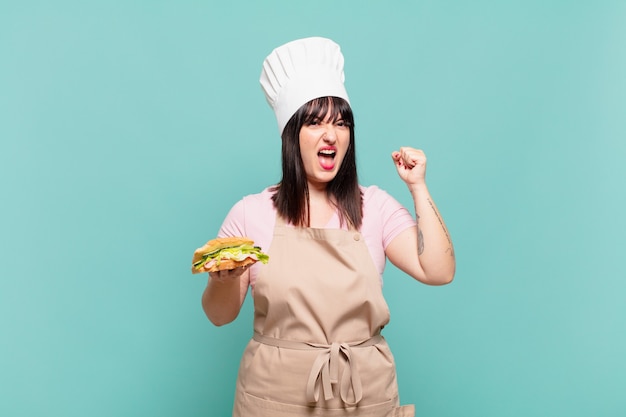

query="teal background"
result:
[1,1,625,416]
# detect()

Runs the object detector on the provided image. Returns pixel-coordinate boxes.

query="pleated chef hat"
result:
[260,37,351,135]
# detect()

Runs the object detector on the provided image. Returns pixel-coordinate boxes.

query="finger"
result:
[396,148,415,165]
[395,151,414,169]
[402,154,416,168]
[404,150,425,167]
[213,264,250,280]
[209,269,232,282]
[208,270,224,283]
[393,151,408,168]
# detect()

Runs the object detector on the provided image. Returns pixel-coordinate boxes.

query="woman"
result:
[201,37,455,417]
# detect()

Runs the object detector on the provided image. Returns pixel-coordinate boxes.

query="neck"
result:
[306,183,335,227]
[307,183,328,202]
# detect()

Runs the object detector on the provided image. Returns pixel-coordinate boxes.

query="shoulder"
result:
[360,184,396,223]
[219,187,276,237]
[361,184,386,198]
[361,184,397,209]
[231,187,275,212]
[250,187,276,203]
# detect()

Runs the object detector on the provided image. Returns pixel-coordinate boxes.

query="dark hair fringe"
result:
[271,96,363,229]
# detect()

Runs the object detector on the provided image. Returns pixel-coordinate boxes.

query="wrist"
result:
[407,181,428,195]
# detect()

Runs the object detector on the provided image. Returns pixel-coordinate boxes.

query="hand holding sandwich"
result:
[196,237,270,326]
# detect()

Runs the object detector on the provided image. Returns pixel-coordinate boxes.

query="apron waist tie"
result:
[253,332,382,406]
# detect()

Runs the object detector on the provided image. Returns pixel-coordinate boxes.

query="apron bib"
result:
[232,215,414,417]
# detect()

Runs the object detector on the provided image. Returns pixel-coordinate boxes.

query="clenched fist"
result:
[391,147,427,186]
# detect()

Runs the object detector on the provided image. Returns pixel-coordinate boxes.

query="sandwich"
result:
[191,236,269,274]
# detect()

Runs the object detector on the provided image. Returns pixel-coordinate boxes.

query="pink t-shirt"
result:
[218,185,416,289]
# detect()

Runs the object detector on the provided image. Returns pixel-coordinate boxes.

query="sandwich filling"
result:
[193,243,269,272]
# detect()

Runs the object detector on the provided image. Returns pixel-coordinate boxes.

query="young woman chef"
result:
[201,37,455,417]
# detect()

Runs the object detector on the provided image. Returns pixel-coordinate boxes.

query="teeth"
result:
[319,150,335,155]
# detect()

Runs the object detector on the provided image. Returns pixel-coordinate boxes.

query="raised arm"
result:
[385,147,455,285]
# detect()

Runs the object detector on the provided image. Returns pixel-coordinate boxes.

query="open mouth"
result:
[318,148,336,170]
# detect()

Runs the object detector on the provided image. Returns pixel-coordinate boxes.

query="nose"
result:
[323,123,337,143]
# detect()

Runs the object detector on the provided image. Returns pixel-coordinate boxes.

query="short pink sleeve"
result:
[217,188,276,243]
[218,199,246,238]
[361,185,417,281]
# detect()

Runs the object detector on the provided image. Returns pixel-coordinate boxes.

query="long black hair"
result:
[271,96,363,229]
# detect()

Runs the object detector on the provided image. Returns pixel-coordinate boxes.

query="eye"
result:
[307,119,321,126]
[335,120,349,127]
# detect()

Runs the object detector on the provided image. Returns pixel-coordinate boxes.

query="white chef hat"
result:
[260,37,351,135]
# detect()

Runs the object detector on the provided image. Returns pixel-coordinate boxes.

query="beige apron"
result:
[232,215,415,417]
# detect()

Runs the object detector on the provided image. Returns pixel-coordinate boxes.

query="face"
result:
[298,110,350,190]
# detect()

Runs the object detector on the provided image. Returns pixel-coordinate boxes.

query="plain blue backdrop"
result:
[1,1,625,416]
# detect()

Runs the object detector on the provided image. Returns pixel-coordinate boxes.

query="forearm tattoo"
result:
[416,213,425,255]
[418,228,424,255]
[427,198,454,257]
